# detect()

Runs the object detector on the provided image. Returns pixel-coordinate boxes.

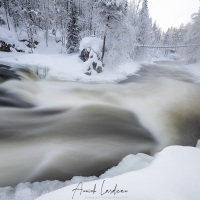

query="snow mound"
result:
[35,146,200,200]
[79,37,103,54]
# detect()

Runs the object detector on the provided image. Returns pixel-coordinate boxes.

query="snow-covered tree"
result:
[137,0,151,45]
[97,0,128,66]
[53,0,69,45]
[0,1,6,25]
[0,0,172,63]
[150,21,164,58]
[152,22,162,45]
[2,0,10,30]
[135,0,152,60]
[66,0,80,53]
[78,0,99,37]
[185,10,200,63]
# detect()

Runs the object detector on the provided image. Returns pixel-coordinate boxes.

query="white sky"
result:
[148,0,200,31]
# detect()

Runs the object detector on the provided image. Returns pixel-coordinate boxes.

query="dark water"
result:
[0,63,200,187]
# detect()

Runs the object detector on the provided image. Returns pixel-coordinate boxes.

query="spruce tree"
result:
[66,0,80,53]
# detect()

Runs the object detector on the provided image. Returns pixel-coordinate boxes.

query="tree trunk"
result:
[101,33,106,62]
[4,3,10,30]
[45,0,50,47]
[101,17,110,62]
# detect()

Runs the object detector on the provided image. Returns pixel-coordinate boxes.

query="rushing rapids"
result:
[0,63,200,187]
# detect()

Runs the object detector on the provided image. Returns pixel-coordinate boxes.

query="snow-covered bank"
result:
[1,144,200,200]
[35,145,200,200]
[0,53,141,83]
[0,153,153,200]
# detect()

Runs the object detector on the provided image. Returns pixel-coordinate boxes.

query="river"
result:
[0,61,200,187]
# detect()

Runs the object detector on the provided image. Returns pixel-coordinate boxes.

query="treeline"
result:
[0,0,199,64]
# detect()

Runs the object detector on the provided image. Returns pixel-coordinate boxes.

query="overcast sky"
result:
[148,0,200,31]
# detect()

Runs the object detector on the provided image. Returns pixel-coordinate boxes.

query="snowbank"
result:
[35,145,200,200]
[0,53,141,83]
[1,144,200,200]
[0,152,153,200]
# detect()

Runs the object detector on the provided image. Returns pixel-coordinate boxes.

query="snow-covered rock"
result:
[79,37,103,54]
[80,37,104,75]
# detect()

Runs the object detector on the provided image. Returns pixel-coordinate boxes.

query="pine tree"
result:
[66,0,80,53]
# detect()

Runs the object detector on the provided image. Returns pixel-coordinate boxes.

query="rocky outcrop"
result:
[0,40,12,52]
[0,39,39,53]
[0,40,26,53]
[0,18,5,25]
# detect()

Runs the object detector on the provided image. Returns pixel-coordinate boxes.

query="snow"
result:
[1,145,200,200]
[34,146,200,200]
[196,140,200,149]
[0,26,19,45]
[0,151,153,200]
[0,26,28,52]
[0,53,141,83]
[79,37,103,54]
[0,177,98,200]
[0,29,142,83]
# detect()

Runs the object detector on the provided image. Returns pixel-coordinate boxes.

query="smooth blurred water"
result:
[0,63,200,187]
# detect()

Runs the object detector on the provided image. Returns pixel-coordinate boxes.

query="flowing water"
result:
[0,62,200,187]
